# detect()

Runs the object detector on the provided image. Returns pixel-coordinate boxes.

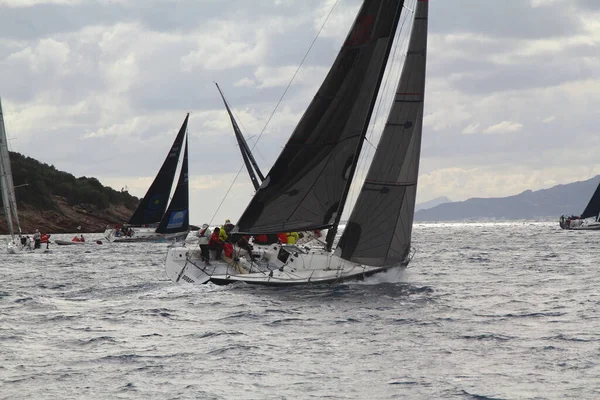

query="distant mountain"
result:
[415,196,452,212]
[414,175,600,221]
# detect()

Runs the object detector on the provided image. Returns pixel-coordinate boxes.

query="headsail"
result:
[215,82,264,190]
[337,0,428,266]
[128,114,189,226]
[0,97,21,240]
[580,183,600,220]
[156,135,189,234]
[234,0,406,236]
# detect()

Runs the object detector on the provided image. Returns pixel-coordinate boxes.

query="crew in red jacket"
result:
[209,227,224,259]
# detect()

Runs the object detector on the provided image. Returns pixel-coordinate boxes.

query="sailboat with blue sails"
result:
[104,114,190,243]
[165,0,429,285]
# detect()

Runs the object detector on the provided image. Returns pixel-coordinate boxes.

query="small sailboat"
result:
[165,0,428,285]
[104,115,190,243]
[0,97,28,254]
[559,183,600,230]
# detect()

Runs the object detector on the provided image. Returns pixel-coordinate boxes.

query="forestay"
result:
[337,0,428,266]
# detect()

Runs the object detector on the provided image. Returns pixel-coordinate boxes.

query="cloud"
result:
[482,121,524,134]
[542,116,556,123]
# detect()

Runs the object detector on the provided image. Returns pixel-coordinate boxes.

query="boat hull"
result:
[54,239,99,246]
[104,228,188,243]
[559,218,600,230]
[165,243,406,286]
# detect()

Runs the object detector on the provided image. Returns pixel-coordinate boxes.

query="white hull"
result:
[165,243,406,286]
[559,218,600,230]
[5,239,49,254]
[104,228,188,243]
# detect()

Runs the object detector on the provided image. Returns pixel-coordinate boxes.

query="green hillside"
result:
[8,151,138,211]
[0,152,139,233]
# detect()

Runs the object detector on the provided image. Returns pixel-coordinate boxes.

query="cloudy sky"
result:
[1,0,599,225]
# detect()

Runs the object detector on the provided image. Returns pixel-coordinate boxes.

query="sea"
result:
[1,221,599,400]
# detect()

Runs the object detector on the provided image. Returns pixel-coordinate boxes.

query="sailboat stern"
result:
[165,247,211,284]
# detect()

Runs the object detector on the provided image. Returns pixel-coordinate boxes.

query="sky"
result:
[1,0,599,225]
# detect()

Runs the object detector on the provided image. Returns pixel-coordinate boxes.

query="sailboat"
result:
[559,182,600,230]
[104,114,190,243]
[165,0,428,285]
[0,97,26,254]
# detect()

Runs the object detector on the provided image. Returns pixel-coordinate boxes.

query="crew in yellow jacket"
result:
[286,232,299,244]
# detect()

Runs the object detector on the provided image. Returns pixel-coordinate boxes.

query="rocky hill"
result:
[414,175,600,221]
[0,152,139,234]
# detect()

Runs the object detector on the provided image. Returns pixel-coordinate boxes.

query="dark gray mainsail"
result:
[215,82,264,191]
[234,0,406,236]
[156,137,189,234]
[580,183,600,220]
[337,0,428,266]
[128,114,189,226]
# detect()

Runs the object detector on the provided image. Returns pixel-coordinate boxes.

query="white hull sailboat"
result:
[165,0,428,285]
[104,115,191,243]
[0,97,30,254]
[559,182,600,230]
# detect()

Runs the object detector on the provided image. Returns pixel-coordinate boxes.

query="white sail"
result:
[0,96,21,241]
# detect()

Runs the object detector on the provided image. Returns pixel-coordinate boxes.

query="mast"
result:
[215,82,264,190]
[337,0,429,266]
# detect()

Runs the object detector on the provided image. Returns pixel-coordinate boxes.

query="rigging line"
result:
[209,0,340,225]
[245,0,340,159]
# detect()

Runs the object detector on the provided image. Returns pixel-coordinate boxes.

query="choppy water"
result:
[1,222,599,399]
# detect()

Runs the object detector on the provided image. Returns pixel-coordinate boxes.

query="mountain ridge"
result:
[414,175,600,221]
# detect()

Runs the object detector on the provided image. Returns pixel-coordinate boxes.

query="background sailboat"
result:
[165,0,428,285]
[559,183,600,230]
[104,114,190,243]
[0,97,27,254]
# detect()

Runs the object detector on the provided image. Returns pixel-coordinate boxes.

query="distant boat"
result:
[165,0,428,285]
[54,238,103,246]
[104,114,190,243]
[559,183,600,230]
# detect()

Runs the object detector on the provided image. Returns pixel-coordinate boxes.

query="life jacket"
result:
[223,243,234,258]
[277,233,287,244]
[286,232,299,244]
[219,228,228,242]
[41,234,50,243]
[255,234,268,244]
[209,232,222,246]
